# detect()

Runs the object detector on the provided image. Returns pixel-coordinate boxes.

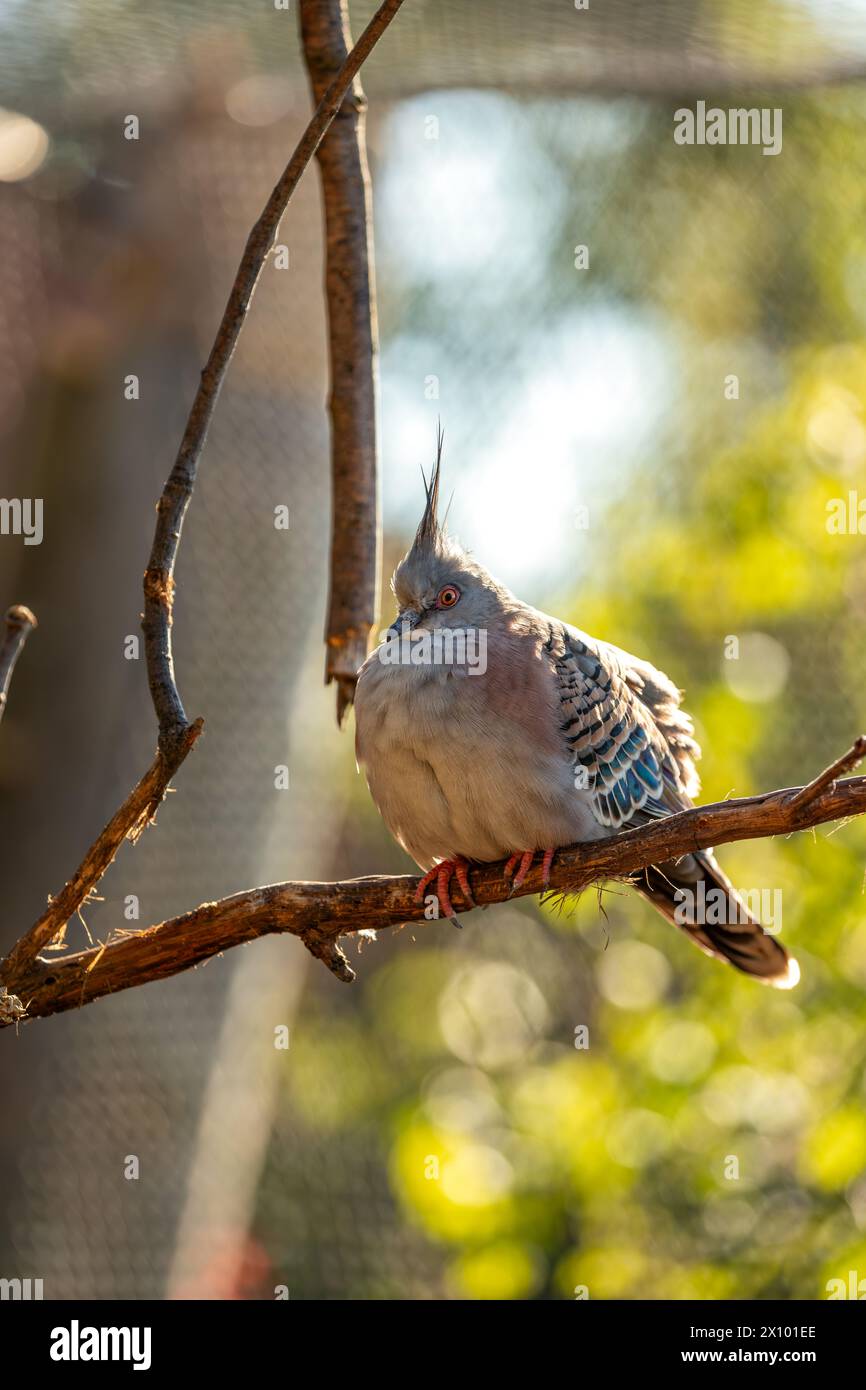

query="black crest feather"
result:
[413,424,444,552]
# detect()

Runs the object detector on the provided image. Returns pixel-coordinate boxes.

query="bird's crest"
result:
[413,425,444,554]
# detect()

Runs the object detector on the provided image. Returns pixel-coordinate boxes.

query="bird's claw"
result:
[503,848,556,895]
[414,856,475,925]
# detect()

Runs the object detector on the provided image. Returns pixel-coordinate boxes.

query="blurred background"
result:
[1,0,866,1300]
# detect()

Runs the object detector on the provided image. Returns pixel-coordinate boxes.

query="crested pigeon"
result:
[354,443,798,988]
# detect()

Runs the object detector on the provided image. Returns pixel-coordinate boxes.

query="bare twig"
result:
[301,0,382,724]
[0,720,203,986]
[0,0,406,990]
[6,747,866,1026]
[144,0,401,752]
[786,734,866,811]
[0,605,37,726]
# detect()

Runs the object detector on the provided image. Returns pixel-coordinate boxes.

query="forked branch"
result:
[0,0,406,992]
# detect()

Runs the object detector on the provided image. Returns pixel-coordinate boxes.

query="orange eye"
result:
[437,585,460,608]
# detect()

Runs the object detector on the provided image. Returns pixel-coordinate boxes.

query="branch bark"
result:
[148,0,399,750]
[0,605,37,726]
[5,744,866,1027]
[786,734,866,811]
[0,0,406,991]
[0,720,203,984]
[301,0,382,725]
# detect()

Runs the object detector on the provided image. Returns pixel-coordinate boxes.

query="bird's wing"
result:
[545,622,796,987]
[548,623,700,831]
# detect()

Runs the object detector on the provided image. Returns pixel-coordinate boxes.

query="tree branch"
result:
[0,720,204,985]
[786,735,866,811]
[5,741,866,1027]
[147,0,401,752]
[0,605,37,726]
[0,0,406,992]
[301,0,382,725]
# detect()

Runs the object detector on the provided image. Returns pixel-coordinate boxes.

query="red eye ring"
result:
[437,585,460,608]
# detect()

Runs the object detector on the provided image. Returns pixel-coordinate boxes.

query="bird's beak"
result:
[386,609,421,639]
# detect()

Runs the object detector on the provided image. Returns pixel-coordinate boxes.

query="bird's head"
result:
[389,433,508,638]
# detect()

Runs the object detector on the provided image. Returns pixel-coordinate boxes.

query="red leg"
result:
[452,857,476,907]
[503,848,557,893]
[416,850,556,919]
[414,856,474,922]
[541,847,555,887]
[511,850,535,890]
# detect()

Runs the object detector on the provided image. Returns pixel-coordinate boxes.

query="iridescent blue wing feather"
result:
[548,625,701,830]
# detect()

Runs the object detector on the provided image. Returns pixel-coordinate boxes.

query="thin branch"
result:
[786,735,866,811]
[0,720,203,985]
[0,605,37,725]
[6,745,866,1026]
[146,0,401,753]
[0,0,406,989]
[301,0,382,725]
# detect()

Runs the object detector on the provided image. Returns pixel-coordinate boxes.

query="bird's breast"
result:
[354,644,605,865]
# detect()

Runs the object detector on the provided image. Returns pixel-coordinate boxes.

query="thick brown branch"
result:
[301,0,382,724]
[7,754,866,1027]
[0,604,37,726]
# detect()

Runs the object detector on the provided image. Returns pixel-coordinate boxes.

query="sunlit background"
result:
[1,0,866,1300]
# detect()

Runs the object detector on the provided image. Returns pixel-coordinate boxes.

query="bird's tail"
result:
[636,849,799,988]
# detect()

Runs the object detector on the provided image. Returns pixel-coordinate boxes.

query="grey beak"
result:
[386,609,421,639]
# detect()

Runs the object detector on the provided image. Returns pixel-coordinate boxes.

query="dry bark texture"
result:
[0,0,406,1013]
[4,746,865,1026]
[301,0,382,723]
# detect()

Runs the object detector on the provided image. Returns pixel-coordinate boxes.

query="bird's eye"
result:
[437,585,460,608]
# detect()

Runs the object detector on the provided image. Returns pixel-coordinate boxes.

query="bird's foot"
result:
[414,856,475,924]
[503,847,556,893]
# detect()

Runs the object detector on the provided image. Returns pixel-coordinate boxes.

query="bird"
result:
[354,439,798,988]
